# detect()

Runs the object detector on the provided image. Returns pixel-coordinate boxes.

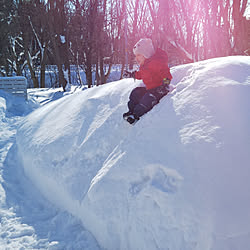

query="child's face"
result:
[135,54,146,66]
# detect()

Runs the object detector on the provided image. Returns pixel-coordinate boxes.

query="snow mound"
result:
[0,90,39,153]
[0,89,39,117]
[16,56,250,250]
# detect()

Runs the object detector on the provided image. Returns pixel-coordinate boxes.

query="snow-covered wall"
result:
[16,56,250,250]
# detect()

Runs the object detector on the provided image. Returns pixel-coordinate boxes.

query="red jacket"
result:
[135,48,172,90]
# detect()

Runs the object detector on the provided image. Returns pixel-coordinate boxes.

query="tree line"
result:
[0,0,249,89]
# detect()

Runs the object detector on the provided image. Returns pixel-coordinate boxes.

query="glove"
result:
[162,78,171,91]
[123,70,136,79]
[162,78,171,85]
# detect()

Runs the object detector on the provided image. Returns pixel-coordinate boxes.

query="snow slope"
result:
[12,56,250,249]
[0,91,101,249]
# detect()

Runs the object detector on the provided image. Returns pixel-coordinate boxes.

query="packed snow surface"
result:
[1,56,250,249]
[0,90,100,249]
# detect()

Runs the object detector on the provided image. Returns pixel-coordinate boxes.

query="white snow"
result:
[60,35,66,44]
[1,56,250,249]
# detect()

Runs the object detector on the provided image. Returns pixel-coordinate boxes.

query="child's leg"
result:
[133,91,158,117]
[133,85,169,117]
[127,87,147,113]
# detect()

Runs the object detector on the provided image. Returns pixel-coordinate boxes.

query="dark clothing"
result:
[128,84,169,117]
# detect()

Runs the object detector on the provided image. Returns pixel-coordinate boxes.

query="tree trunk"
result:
[23,35,39,88]
[85,51,93,88]
[40,45,48,88]
[58,63,67,91]
[26,52,39,88]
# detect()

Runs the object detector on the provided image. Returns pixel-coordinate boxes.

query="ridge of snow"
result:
[15,56,250,250]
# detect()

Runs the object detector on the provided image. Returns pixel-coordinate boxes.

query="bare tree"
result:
[1,0,248,86]
[46,0,70,91]
[18,1,40,88]
[28,7,49,89]
[231,0,248,54]
[144,0,249,63]
[0,0,24,76]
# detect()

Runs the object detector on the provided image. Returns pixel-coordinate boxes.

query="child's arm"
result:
[123,70,142,80]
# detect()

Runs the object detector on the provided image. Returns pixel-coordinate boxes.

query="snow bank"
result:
[0,91,6,119]
[0,89,39,150]
[16,56,250,250]
[0,89,39,116]
[0,90,100,250]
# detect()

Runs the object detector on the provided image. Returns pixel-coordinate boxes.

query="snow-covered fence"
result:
[0,77,27,100]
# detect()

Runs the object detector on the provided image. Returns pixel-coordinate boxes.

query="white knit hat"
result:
[133,38,155,59]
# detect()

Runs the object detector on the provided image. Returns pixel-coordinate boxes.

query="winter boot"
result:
[123,111,133,120]
[126,114,140,125]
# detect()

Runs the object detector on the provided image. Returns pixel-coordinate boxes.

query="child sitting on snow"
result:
[123,38,173,124]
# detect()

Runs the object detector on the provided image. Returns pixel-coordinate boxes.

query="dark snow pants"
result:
[128,84,169,118]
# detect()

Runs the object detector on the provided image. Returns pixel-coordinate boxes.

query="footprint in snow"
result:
[151,167,183,193]
[129,176,150,195]
[129,165,183,195]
